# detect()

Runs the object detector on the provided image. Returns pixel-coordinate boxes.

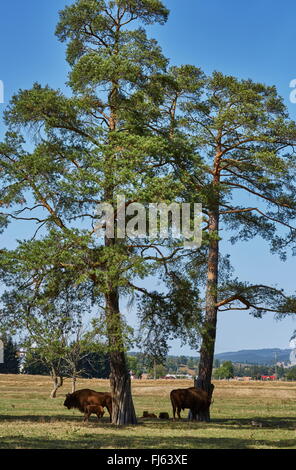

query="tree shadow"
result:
[1,415,295,449]
[213,417,296,430]
[0,414,112,424]
[1,414,295,429]
[0,432,295,450]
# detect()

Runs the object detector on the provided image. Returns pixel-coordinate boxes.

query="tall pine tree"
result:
[0,0,189,425]
[181,72,296,420]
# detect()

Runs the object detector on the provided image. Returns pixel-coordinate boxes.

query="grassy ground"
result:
[0,374,295,449]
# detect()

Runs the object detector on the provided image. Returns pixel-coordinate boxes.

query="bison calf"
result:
[84,404,105,422]
[170,387,211,421]
[64,389,112,422]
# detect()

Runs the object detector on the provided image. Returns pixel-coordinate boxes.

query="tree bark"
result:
[188,377,215,422]
[196,147,221,421]
[106,290,137,425]
[71,376,77,393]
[101,75,137,425]
[110,353,137,425]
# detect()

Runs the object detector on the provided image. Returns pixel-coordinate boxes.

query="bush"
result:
[285,367,296,381]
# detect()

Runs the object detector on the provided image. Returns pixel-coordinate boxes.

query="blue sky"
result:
[0,1,296,355]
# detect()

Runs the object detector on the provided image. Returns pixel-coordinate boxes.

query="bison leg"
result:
[191,409,197,421]
[177,407,181,419]
[172,403,176,421]
[96,410,104,421]
[106,405,112,423]
[84,409,91,423]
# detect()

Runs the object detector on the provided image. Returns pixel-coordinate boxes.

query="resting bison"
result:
[64,389,112,422]
[170,387,211,421]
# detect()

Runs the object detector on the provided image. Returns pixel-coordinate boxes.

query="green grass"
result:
[0,374,295,449]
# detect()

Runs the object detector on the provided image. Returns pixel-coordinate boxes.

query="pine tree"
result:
[0,0,181,425]
[180,72,296,420]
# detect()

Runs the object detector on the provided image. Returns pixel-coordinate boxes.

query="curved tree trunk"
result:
[50,369,63,398]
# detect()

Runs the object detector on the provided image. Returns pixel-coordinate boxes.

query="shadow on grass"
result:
[213,417,296,430]
[0,414,114,424]
[1,415,296,449]
[1,414,296,429]
[0,432,295,450]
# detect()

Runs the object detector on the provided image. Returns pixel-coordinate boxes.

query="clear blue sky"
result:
[0,1,295,355]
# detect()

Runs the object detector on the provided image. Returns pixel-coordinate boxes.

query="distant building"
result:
[16,349,27,372]
[261,375,276,381]
[233,376,253,381]
[129,371,137,380]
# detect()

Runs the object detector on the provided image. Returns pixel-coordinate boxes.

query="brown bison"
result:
[84,404,105,421]
[64,389,112,422]
[170,387,211,421]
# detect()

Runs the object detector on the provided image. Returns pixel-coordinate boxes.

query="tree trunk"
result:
[102,78,137,425]
[50,369,63,398]
[71,376,77,393]
[110,352,137,425]
[196,208,219,421]
[188,377,215,421]
[106,290,137,425]
[196,148,221,421]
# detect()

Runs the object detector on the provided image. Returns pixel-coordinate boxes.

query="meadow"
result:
[0,374,295,449]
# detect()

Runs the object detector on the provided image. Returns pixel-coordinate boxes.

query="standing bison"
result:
[170,387,211,421]
[64,389,112,422]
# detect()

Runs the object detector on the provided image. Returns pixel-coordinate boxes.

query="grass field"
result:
[0,374,295,449]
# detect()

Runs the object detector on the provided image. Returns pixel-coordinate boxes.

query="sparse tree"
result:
[213,361,234,379]
[63,327,106,392]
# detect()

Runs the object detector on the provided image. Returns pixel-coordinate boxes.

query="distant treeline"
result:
[23,351,111,379]
[1,340,296,381]
[127,353,296,380]
[0,336,111,379]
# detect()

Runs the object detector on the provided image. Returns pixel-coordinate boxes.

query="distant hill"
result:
[128,348,293,366]
[214,348,291,365]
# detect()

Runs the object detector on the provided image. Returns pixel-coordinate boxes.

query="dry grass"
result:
[0,374,295,449]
